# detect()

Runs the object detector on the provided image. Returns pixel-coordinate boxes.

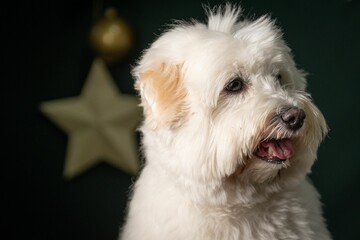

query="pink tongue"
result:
[259,139,294,160]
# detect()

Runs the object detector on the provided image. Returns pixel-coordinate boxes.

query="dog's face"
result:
[134,7,327,204]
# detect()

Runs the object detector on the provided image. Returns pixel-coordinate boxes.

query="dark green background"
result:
[4,0,359,239]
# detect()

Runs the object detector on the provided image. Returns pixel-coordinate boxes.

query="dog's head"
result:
[134,5,327,204]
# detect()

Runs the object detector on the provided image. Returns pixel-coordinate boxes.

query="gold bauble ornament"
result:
[89,8,133,63]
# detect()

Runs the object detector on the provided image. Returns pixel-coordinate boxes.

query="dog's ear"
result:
[134,62,188,128]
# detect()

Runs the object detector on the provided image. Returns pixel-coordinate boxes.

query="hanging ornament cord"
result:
[93,0,103,22]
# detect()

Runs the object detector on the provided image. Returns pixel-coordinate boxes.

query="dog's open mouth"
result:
[255,139,294,164]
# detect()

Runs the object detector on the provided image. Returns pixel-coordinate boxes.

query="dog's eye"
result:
[276,73,283,84]
[225,78,243,93]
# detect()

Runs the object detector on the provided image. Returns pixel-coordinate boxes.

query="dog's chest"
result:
[187,194,313,240]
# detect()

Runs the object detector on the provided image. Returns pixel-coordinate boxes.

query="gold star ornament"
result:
[41,58,142,179]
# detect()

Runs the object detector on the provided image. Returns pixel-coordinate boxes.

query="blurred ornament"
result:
[89,8,133,63]
[40,58,141,179]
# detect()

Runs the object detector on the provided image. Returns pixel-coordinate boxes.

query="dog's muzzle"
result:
[254,107,305,165]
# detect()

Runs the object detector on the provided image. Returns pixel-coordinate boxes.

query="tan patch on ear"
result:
[138,63,188,127]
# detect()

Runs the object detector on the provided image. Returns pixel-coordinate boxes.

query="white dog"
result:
[120,5,332,240]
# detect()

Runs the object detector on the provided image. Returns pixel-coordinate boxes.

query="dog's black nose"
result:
[280,107,306,131]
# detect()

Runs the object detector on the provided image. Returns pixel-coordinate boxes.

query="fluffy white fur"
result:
[120,5,332,240]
